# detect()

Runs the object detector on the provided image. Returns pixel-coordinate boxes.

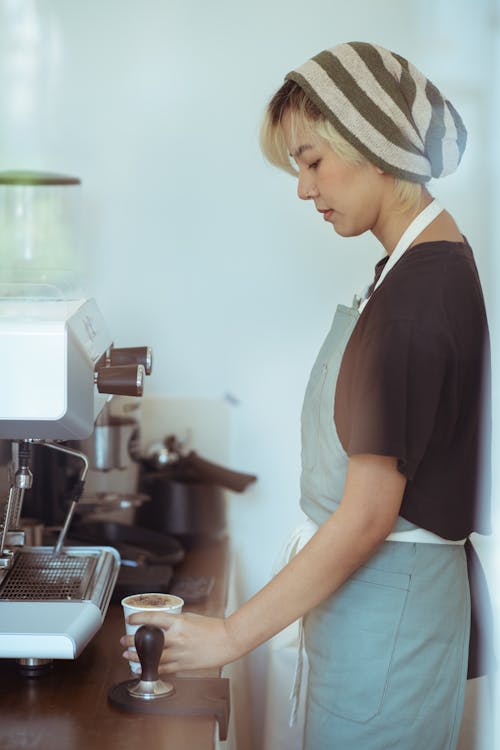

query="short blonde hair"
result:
[260,80,422,214]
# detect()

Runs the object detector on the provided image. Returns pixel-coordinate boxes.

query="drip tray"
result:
[0,549,97,601]
[0,546,120,660]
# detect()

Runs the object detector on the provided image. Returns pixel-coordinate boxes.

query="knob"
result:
[109,346,153,375]
[95,364,145,396]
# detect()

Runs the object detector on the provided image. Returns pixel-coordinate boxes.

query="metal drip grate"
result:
[0,550,98,601]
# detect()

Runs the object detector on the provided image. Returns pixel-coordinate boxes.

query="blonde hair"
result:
[260,80,422,214]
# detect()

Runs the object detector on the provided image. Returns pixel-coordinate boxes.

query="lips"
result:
[319,209,334,221]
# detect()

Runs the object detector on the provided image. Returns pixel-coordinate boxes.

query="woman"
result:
[122,42,491,749]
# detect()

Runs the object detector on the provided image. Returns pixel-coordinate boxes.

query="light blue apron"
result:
[299,202,470,749]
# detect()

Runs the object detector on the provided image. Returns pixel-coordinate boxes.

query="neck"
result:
[372,189,433,255]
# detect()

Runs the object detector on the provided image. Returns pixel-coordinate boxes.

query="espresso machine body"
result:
[0,171,151,667]
[0,296,126,663]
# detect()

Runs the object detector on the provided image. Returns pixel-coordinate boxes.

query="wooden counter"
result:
[0,536,230,750]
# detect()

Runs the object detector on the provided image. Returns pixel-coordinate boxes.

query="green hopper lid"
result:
[0,171,80,186]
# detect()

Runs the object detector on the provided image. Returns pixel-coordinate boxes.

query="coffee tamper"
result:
[126,625,174,700]
[108,624,231,740]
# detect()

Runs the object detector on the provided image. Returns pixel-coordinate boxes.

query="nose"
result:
[297,171,317,201]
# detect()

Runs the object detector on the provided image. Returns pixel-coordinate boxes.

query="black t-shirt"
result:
[334,239,491,539]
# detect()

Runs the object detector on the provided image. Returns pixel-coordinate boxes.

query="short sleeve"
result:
[334,319,450,479]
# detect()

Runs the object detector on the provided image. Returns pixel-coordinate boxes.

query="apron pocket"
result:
[304,564,410,723]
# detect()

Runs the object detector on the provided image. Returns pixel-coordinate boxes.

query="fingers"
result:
[120,614,182,672]
[120,639,180,673]
[126,611,178,629]
[120,634,178,658]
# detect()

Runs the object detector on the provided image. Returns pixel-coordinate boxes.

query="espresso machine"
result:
[0,171,152,671]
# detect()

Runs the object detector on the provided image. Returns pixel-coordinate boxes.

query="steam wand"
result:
[36,442,89,558]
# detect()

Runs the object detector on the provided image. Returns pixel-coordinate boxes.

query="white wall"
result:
[0,1,497,746]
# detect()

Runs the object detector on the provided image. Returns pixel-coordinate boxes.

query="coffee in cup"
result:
[123,593,182,609]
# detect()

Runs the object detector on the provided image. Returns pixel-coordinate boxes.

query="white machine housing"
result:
[0,601,104,659]
[0,297,111,440]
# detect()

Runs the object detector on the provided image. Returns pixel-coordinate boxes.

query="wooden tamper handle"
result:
[135,625,164,682]
[127,625,174,700]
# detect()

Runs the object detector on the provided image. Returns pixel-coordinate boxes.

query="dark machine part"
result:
[108,624,230,741]
[138,439,257,546]
[137,477,227,546]
[18,442,88,534]
[142,438,257,493]
[22,405,142,527]
[21,442,70,526]
[21,445,54,524]
[68,521,185,566]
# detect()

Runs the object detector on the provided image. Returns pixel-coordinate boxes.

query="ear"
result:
[375,166,385,175]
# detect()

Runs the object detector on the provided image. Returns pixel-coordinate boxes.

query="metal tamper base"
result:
[108,625,230,741]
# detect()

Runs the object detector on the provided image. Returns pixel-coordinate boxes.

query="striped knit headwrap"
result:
[285,41,467,183]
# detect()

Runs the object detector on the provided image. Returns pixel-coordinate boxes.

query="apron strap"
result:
[358,199,443,313]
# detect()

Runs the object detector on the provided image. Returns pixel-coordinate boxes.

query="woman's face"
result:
[283,114,388,239]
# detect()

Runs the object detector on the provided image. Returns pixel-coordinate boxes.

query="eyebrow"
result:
[291,144,315,159]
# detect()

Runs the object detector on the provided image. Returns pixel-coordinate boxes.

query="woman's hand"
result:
[120,611,242,674]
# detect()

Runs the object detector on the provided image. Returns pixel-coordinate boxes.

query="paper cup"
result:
[122,593,184,674]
